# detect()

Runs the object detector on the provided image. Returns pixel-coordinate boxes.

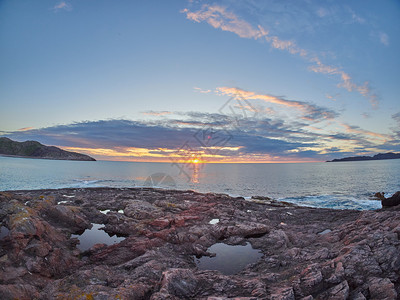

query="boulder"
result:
[381,191,400,207]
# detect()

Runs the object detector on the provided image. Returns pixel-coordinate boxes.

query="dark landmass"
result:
[0,137,95,161]
[327,152,400,162]
[1,188,399,299]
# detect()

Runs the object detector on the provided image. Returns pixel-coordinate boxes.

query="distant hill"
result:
[327,152,400,162]
[0,137,96,161]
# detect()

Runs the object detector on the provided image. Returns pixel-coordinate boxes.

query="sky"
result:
[0,0,399,163]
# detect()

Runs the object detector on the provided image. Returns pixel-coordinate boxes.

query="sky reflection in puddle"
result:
[72,223,125,251]
[195,242,263,275]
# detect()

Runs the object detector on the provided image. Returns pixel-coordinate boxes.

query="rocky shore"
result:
[0,188,399,299]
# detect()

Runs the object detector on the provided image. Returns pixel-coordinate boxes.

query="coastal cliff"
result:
[0,137,95,161]
[0,188,399,299]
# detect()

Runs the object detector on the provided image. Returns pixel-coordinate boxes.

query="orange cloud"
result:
[182,5,267,39]
[194,87,211,94]
[18,127,35,131]
[60,145,313,163]
[340,123,389,140]
[216,87,336,121]
[309,58,378,108]
[183,5,379,108]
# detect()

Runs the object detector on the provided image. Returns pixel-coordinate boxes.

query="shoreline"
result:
[0,186,383,211]
[0,187,399,299]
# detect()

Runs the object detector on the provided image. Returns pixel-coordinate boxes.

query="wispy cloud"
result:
[361,113,370,119]
[379,32,389,46]
[182,4,379,108]
[392,112,400,139]
[142,111,172,116]
[216,87,337,122]
[325,94,337,101]
[393,112,400,124]
[181,5,267,39]
[194,87,211,94]
[18,127,35,131]
[316,8,329,18]
[308,58,379,108]
[341,123,389,140]
[346,7,365,24]
[52,1,72,12]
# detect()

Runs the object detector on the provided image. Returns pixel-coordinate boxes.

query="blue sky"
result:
[0,0,399,162]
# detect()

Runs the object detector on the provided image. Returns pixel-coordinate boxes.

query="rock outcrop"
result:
[0,188,399,299]
[0,137,95,161]
[381,191,400,208]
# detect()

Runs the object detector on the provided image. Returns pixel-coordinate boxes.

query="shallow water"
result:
[195,242,263,275]
[1,156,399,210]
[71,223,125,252]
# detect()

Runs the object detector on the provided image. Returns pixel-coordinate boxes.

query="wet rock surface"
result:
[0,188,399,299]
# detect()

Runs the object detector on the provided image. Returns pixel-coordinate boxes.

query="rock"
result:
[374,192,385,200]
[45,205,91,232]
[0,188,399,299]
[0,284,39,299]
[296,264,323,296]
[251,195,271,201]
[159,269,198,298]
[270,287,295,300]
[381,191,400,207]
[351,291,366,300]
[317,280,349,300]
[368,277,397,300]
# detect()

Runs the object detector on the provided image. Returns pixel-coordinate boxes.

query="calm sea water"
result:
[1,156,399,210]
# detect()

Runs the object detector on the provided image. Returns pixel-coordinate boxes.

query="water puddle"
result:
[71,223,125,251]
[0,226,9,239]
[195,242,263,275]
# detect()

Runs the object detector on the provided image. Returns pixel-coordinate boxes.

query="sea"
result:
[1,156,399,210]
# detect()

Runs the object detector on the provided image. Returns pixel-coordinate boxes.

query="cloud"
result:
[346,7,365,24]
[182,5,267,39]
[18,127,35,131]
[309,57,379,108]
[341,123,389,140]
[2,114,397,162]
[194,87,211,94]
[392,112,400,139]
[325,94,337,101]
[379,32,389,46]
[392,112,400,124]
[182,4,305,55]
[361,113,370,119]
[216,87,338,122]
[142,111,172,116]
[182,4,379,108]
[52,2,72,12]
[316,8,329,18]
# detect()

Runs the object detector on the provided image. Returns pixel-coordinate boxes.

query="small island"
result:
[0,137,95,161]
[327,152,400,162]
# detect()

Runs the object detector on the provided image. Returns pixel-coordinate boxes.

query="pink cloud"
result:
[182,5,379,108]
